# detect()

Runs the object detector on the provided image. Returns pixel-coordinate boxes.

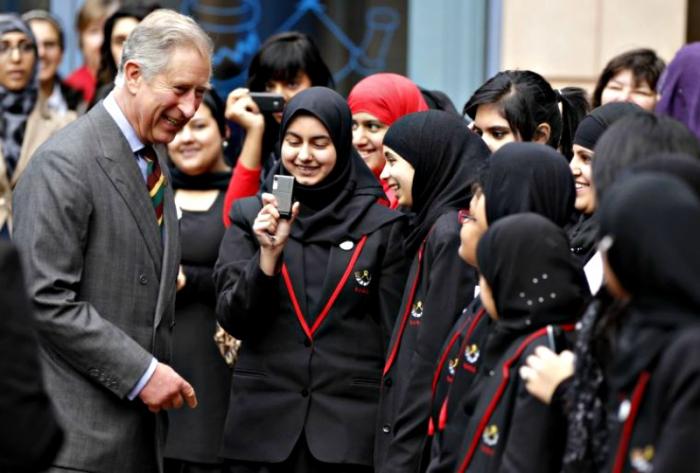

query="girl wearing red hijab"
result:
[348,73,429,208]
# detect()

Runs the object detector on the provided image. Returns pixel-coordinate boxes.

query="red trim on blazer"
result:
[383,238,428,376]
[612,371,652,473]
[281,235,368,340]
[456,324,575,473]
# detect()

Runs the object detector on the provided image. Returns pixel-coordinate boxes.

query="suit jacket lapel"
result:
[90,103,164,274]
[153,145,179,328]
[312,241,355,320]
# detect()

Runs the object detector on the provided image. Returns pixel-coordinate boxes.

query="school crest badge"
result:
[629,445,654,473]
[354,269,372,287]
[411,300,424,318]
[464,344,480,364]
[448,357,460,376]
[483,424,499,447]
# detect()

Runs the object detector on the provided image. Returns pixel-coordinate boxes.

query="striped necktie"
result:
[141,145,165,226]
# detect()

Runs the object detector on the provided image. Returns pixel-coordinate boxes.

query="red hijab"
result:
[348,72,429,126]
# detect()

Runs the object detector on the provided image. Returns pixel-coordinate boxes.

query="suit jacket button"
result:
[384,378,392,387]
[301,388,309,397]
[139,274,148,285]
[382,424,391,434]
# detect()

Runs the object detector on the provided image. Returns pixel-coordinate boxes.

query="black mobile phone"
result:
[272,175,294,219]
[546,325,567,353]
[249,92,285,113]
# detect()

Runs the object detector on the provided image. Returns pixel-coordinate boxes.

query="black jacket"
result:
[427,297,491,473]
[375,210,477,472]
[214,196,407,466]
[604,326,700,473]
[451,326,575,473]
[0,241,63,472]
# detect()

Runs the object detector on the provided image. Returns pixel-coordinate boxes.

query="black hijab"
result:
[477,213,590,332]
[382,110,489,254]
[480,142,575,227]
[265,86,399,244]
[625,152,700,198]
[599,173,700,391]
[573,102,643,150]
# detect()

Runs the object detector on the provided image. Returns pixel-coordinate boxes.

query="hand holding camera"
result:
[254,181,299,275]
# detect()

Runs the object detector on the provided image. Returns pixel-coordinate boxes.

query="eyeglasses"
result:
[0,41,35,57]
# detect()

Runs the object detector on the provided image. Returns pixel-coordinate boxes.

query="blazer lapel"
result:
[90,104,164,274]
[283,238,310,323]
[312,240,357,320]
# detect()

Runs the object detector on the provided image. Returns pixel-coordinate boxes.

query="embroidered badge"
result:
[354,269,372,287]
[411,300,424,318]
[448,357,460,376]
[464,344,480,364]
[629,445,654,473]
[482,424,499,447]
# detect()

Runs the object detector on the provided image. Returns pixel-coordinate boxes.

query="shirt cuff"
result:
[127,357,158,400]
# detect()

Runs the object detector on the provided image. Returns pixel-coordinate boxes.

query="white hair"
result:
[114,9,212,87]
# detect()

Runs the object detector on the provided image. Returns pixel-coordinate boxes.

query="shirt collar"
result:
[103,90,145,153]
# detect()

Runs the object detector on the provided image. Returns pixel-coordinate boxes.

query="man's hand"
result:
[138,362,197,413]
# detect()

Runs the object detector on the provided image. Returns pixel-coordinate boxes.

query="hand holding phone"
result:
[272,175,294,219]
[249,92,285,113]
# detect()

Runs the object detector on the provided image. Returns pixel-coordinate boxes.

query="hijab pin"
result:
[340,240,354,251]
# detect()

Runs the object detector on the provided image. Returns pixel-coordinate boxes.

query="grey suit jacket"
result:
[12,102,180,473]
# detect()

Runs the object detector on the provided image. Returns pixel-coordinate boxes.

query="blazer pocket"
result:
[350,376,381,388]
[233,367,267,379]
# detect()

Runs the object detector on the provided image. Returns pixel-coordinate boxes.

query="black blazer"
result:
[375,210,477,472]
[214,197,407,466]
[0,241,63,472]
[605,327,700,473]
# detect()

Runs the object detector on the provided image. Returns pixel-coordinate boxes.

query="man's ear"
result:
[122,60,142,95]
[532,122,551,145]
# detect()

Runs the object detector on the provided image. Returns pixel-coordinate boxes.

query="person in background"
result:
[222,31,333,226]
[655,42,700,141]
[375,110,488,473]
[591,48,665,111]
[567,102,642,292]
[0,240,64,472]
[65,0,119,105]
[215,87,406,472]
[91,4,160,107]
[164,90,232,473]
[348,72,429,208]
[12,10,211,472]
[0,14,75,238]
[463,70,589,159]
[22,9,83,115]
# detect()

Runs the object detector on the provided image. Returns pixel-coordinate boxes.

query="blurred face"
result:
[459,188,488,266]
[0,32,36,91]
[281,115,336,186]
[110,16,139,69]
[29,20,62,84]
[479,275,498,320]
[80,19,104,72]
[601,69,657,111]
[380,146,415,208]
[352,112,389,174]
[570,144,596,214]
[266,72,312,123]
[473,103,519,152]
[126,47,210,144]
[168,104,227,176]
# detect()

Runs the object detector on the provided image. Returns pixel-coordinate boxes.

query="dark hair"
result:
[246,31,334,91]
[95,4,159,88]
[22,9,64,50]
[201,89,227,138]
[593,111,700,198]
[592,48,665,108]
[463,70,589,159]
